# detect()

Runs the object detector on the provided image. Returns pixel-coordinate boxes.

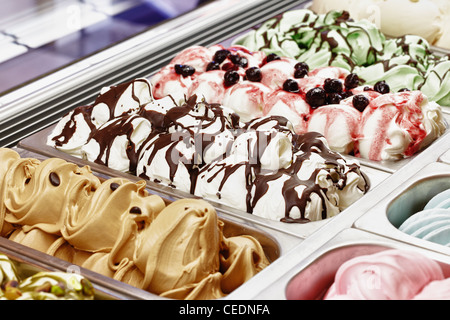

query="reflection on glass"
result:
[0,0,210,94]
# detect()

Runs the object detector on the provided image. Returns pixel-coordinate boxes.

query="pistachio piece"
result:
[68,275,82,291]
[35,281,52,293]
[50,283,65,297]
[81,279,95,297]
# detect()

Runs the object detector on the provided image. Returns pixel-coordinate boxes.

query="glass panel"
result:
[0,0,212,94]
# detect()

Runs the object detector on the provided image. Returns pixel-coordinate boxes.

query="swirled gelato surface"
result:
[0,148,269,300]
[324,249,450,300]
[399,189,450,247]
[0,253,94,300]
[310,0,450,50]
[47,80,369,223]
[148,44,446,161]
[233,9,450,107]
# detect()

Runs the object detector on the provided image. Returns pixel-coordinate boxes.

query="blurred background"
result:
[0,0,211,94]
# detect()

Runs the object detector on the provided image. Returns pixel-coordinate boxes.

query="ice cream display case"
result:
[2,0,450,302]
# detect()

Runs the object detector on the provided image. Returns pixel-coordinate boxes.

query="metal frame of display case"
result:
[0,0,306,148]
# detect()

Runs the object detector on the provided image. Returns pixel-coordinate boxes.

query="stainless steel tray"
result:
[354,161,450,257]
[229,228,450,299]
[440,148,450,164]
[3,146,302,300]
[17,124,388,239]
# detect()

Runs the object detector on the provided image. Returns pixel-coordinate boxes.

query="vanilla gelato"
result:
[310,0,449,49]
[47,82,369,223]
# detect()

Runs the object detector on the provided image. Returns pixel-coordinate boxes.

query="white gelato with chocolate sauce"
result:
[47,80,369,223]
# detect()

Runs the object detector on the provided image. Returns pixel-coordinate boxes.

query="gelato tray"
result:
[0,236,131,300]
[15,1,450,237]
[0,147,299,300]
[233,228,450,300]
[18,121,385,239]
[354,161,450,257]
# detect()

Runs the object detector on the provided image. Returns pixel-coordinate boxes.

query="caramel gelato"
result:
[0,148,269,300]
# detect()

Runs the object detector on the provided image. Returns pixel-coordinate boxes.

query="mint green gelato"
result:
[234,9,450,106]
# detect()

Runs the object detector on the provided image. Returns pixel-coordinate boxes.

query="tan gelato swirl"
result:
[132,199,270,299]
[0,148,270,300]
[133,199,224,298]
[220,235,269,293]
[4,157,100,235]
[0,148,21,236]
[61,178,165,253]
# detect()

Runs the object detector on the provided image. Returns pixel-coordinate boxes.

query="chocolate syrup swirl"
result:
[51,105,95,147]
[252,10,447,76]
[50,83,368,223]
[93,78,151,119]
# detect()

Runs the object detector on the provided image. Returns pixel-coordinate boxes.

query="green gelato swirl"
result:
[17,272,95,300]
[234,9,450,106]
[0,253,95,300]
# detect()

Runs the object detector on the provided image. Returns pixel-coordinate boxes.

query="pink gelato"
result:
[150,45,447,161]
[324,249,450,300]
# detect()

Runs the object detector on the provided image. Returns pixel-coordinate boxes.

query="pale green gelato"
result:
[0,253,19,286]
[234,9,450,106]
[0,253,95,300]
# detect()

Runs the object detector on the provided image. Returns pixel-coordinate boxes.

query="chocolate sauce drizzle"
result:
[51,105,95,147]
[93,78,150,120]
[50,81,368,223]
[51,79,152,150]
[253,10,448,77]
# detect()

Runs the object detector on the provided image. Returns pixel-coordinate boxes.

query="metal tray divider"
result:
[0,0,305,148]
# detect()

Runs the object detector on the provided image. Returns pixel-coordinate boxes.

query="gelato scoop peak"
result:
[234,8,450,107]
